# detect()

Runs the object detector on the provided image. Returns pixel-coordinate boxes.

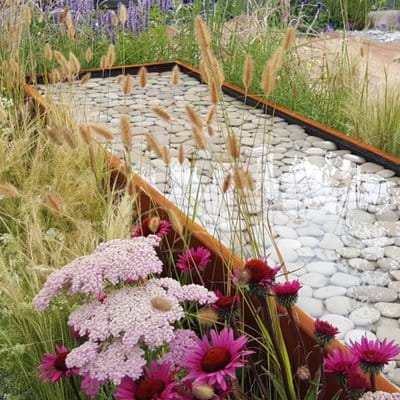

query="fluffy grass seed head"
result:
[0,183,19,198]
[120,115,132,151]
[283,27,296,52]
[80,72,91,84]
[197,308,219,327]
[89,124,114,140]
[119,4,127,25]
[178,144,185,165]
[206,105,216,125]
[192,126,207,151]
[243,54,254,90]
[171,65,180,85]
[123,74,134,95]
[227,133,240,160]
[44,44,53,61]
[152,106,172,122]
[195,16,211,50]
[139,67,148,88]
[185,104,203,131]
[146,133,164,159]
[85,48,93,63]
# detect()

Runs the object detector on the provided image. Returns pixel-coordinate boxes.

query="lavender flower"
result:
[163,329,198,367]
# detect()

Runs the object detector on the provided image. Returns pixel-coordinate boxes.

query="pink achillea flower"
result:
[324,349,359,377]
[272,280,302,307]
[67,339,145,385]
[33,236,163,310]
[115,361,180,400]
[349,337,400,374]
[66,279,216,384]
[177,247,212,272]
[182,327,253,391]
[132,217,171,238]
[314,319,339,346]
[163,329,198,368]
[80,374,103,398]
[38,345,78,383]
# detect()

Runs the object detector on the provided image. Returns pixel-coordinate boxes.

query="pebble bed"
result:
[348,29,400,43]
[37,71,400,384]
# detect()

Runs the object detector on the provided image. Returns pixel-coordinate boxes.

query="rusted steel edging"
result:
[24,65,400,394]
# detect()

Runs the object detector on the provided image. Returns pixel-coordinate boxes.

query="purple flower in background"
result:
[380,23,388,31]
[326,23,334,32]
[316,1,324,9]
[143,0,151,30]
[397,15,400,25]
[183,0,194,4]
[127,2,143,35]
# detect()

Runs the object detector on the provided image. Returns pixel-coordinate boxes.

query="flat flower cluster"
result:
[33,236,163,310]
[35,233,254,398]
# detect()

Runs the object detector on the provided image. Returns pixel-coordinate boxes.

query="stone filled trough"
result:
[26,61,400,392]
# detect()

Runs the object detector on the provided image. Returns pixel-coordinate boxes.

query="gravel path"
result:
[37,71,400,384]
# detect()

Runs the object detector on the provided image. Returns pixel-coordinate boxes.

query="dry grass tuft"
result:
[192,126,207,151]
[146,133,164,158]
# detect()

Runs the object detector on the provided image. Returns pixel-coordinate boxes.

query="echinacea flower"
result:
[324,349,359,379]
[273,280,302,307]
[349,337,400,375]
[38,345,78,383]
[314,319,339,346]
[132,217,170,238]
[115,361,180,400]
[182,327,253,391]
[240,258,280,295]
[177,247,211,272]
[211,290,240,320]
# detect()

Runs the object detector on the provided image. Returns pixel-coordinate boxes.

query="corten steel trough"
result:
[24,61,400,398]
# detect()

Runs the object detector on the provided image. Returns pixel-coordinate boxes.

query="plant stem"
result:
[370,372,376,392]
[257,295,294,400]
[69,377,82,400]
[318,346,326,400]
[287,305,307,363]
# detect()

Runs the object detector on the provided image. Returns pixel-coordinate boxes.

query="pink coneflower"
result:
[349,337,400,375]
[273,280,302,307]
[38,345,78,383]
[314,319,339,346]
[115,361,181,400]
[324,349,359,378]
[241,259,280,295]
[182,327,253,391]
[177,247,211,272]
[132,217,171,238]
[211,290,240,320]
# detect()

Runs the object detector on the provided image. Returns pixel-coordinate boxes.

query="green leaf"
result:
[304,369,321,400]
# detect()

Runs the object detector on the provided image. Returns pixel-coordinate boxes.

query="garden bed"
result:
[25,61,400,396]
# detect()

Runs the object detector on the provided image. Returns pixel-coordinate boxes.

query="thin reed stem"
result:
[257,295,294,400]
